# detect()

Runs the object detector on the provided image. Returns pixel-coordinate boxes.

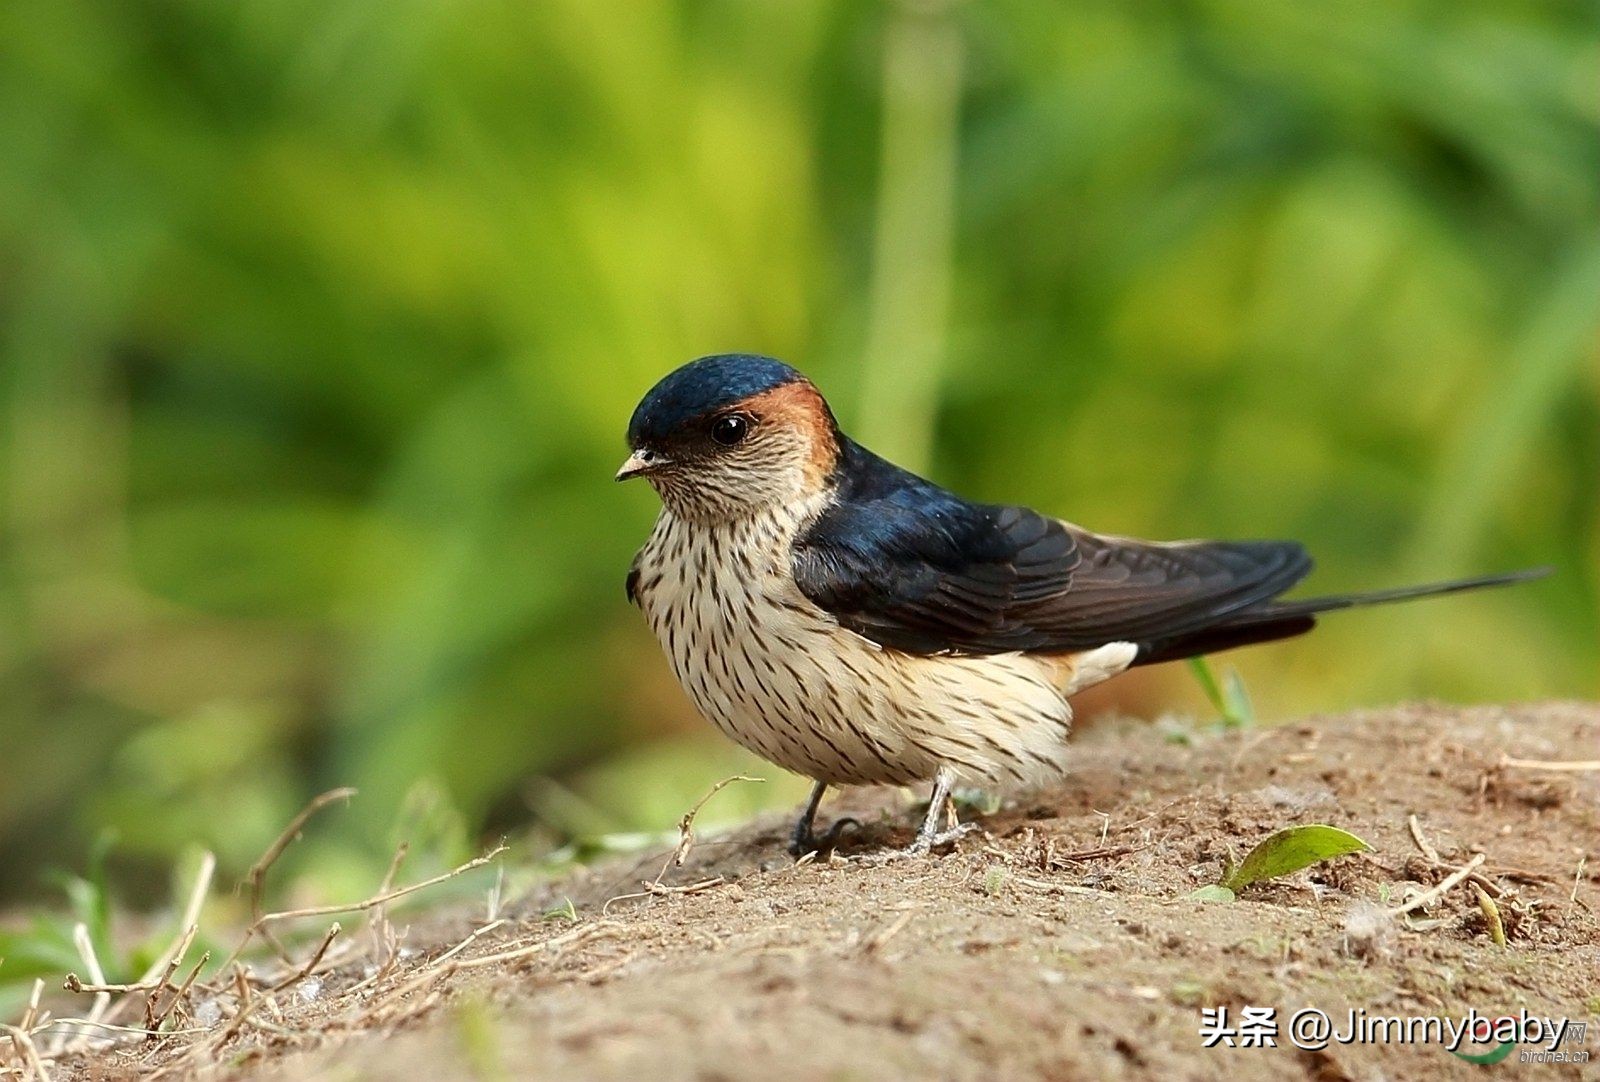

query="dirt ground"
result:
[42,701,1600,1081]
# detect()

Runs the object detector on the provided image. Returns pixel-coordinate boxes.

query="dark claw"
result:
[789,816,860,857]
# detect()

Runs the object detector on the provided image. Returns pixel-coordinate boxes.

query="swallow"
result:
[619,354,1546,858]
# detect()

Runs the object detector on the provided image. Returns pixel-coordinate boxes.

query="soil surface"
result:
[48,702,1600,1080]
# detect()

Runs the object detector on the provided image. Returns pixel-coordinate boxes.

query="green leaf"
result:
[1186,657,1254,728]
[1221,825,1372,893]
[0,917,81,989]
[1221,669,1255,727]
[1187,656,1226,716]
[1188,885,1237,903]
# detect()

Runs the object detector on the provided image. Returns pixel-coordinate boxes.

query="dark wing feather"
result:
[793,499,1082,653]
[1041,530,1313,645]
[791,440,1312,657]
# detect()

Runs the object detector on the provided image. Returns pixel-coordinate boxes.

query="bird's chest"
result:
[633,512,825,688]
[630,509,908,778]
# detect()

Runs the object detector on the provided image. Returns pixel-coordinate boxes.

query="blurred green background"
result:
[1,0,1596,905]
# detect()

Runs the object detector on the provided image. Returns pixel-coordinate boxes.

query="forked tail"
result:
[1133,567,1550,667]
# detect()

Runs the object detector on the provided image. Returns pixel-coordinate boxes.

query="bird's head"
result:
[618,354,840,520]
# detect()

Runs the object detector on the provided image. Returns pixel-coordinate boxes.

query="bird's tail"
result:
[1132,567,1551,667]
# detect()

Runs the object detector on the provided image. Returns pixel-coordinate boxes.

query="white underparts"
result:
[1061,642,1139,696]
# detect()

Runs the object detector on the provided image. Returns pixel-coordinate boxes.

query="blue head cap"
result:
[627,354,806,447]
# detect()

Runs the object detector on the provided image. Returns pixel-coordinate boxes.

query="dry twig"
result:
[666,774,764,875]
[1008,874,1116,897]
[140,924,199,1034]
[63,852,218,1045]
[147,951,210,1037]
[1406,814,1441,862]
[51,925,111,1055]
[1497,755,1600,772]
[208,967,257,1054]
[0,1024,49,1082]
[605,876,725,913]
[1047,843,1145,866]
[18,981,43,1037]
[268,923,341,993]
[1388,853,1487,918]
[1404,816,1505,898]
[864,911,915,954]
[217,846,507,974]
[141,854,215,988]
[243,788,356,962]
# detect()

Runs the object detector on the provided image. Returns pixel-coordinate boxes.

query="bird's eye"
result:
[710,413,751,447]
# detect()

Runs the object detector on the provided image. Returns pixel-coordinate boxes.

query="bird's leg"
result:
[905,765,975,855]
[788,780,827,854]
[855,766,976,863]
[788,780,858,856]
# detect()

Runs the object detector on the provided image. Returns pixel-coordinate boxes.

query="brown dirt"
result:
[52,702,1600,1081]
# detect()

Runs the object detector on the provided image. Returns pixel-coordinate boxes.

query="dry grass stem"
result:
[1404,816,1505,898]
[1406,814,1441,862]
[1047,843,1145,865]
[140,853,216,986]
[1008,875,1116,897]
[420,920,507,972]
[450,921,626,972]
[256,846,508,927]
[347,915,626,1024]
[605,876,725,912]
[34,1019,208,1039]
[208,967,257,1054]
[0,1024,49,1082]
[18,981,43,1037]
[352,924,627,1028]
[367,843,409,954]
[147,951,210,1036]
[1388,853,1487,918]
[667,774,765,875]
[268,923,341,993]
[216,844,507,975]
[1497,755,1600,772]
[864,910,915,954]
[139,924,198,1034]
[50,924,112,1054]
[245,789,355,961]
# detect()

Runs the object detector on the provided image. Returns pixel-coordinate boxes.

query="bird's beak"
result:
[616,448,667,482]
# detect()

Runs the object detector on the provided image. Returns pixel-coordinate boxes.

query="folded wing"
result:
[790,442,1313,658]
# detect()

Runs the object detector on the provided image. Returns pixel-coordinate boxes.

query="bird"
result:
[617,354,1547,858]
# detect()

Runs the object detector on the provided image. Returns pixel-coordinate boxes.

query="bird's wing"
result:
[790,444,1312,656]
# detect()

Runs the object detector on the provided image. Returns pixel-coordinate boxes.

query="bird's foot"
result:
[788,816,860,857]
[853,822,978,864]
